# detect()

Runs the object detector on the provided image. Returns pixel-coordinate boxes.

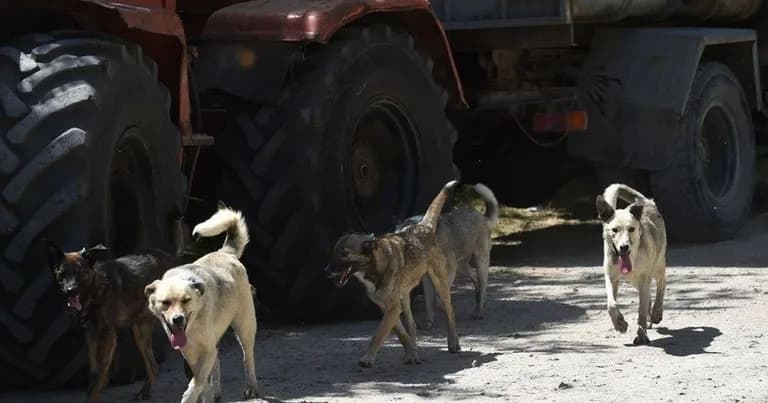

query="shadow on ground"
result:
[492,223,601,268]
[647,326,722,357]
[243,329,501,401]
[492,214,768,269]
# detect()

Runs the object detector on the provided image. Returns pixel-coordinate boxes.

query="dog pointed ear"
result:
[629,202,645,220]
[43,238,63,271]
[596,195,615,222]
[190,279,204,296]
[145,280,159,297]
[81,244,109,266]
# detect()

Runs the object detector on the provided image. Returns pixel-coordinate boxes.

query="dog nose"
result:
[65,285,77,295]
[171,314,185,327]
[619,245,629,254]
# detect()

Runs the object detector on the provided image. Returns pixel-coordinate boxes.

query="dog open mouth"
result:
[67,295,82,311]
[165,321,188,350]
[618,253,632,274]
[335,267,353,288]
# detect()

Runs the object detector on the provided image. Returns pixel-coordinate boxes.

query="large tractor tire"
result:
[0,32,184,388]
[650,63,755,242]
[216,25,457,320]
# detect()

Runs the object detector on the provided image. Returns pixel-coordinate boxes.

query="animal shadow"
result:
[646,326,722,356]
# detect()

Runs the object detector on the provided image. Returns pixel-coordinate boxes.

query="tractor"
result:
[0,0,765,389]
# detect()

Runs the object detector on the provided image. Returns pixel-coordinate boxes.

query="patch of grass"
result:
[454,178,599,244]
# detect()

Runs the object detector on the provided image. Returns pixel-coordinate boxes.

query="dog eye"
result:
[628,227,636,233]
[611,228,619,233]
[159,300,170,306]
[182,298,191,304]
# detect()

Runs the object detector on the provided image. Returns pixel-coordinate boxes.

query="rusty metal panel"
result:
[86,0,175,10]
[201,0,432,42]
[199,0,466,107]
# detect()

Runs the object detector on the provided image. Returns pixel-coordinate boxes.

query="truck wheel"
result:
[0,32,184,388]
[216,25,457,320]
[650,63,755,242]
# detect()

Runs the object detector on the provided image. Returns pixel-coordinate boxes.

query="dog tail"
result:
[603,183,649,208]
[192,205,249,258]
[419,180,459,232]
[474,183,499,230]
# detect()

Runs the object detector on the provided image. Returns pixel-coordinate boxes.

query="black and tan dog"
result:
[326,180,461,367]
[45,240,176,403]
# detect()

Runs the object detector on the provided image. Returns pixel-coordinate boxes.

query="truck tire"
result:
[650,63,755,242]
[0,32,184,388]
[216,25,457,320]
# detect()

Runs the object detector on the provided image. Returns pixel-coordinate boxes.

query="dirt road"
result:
[4,211,768,403]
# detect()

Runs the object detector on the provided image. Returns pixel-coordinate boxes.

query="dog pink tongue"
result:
[619,255,632,274]
[67,296,82,311]
[170,328,187,350]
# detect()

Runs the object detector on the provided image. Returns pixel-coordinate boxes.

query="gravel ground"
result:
[4,212,768,403]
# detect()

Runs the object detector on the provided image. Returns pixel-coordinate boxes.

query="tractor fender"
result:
[199,0,466,108]
[569,27,761,170]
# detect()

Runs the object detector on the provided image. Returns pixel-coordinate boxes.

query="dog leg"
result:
[419,276,435,330]
[604,266,627,333]
[401,293,418,341]
[84,328,100,399]
[181,348,217,403]
[131,321,158,400]
[392,319,420,365]
[208,357,221,403]
[634,278,652,345]
[359,305,402,368]
[232,300,260,399]
[651,263,666,325]
[86,328,117,403]
[427,269,460,353]
[470,254,489,320]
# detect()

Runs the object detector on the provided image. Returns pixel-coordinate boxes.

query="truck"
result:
[0,0,764,390]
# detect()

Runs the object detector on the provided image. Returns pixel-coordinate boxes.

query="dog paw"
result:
[471,311,484,320]
[633,329,650,345]
[242,385,261,399]
[448,342,461,354]
[613,313,628,333]
[135,390,150,400]
[403,355,422,365]
[358,357,374,368]
[417,320,433,330]
[651,309,663,325]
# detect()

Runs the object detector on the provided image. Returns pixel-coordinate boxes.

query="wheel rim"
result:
[348,98,419,232]
[698,104,739,199]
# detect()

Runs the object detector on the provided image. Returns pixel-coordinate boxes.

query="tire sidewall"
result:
[682,65,754,228]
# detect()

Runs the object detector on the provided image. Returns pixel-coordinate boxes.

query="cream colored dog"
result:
[597,184,667,345]
[145,205,259,402]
